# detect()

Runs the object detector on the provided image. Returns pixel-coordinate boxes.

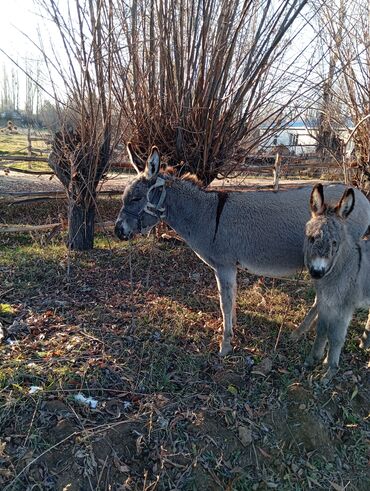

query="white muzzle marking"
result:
[122,219,132,236]
[311,257,329,270]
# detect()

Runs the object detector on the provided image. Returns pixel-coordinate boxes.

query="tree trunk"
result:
[68,193,96,250]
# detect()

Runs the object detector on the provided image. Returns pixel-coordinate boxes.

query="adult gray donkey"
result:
[115,145,370,355]
[303,184,370,380]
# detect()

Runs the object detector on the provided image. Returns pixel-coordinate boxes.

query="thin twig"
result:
[145,232,156,289]
[128,239,136,333]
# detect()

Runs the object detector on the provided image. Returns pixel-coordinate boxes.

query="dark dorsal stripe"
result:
[213,191,229,242]
[356,243,362,275]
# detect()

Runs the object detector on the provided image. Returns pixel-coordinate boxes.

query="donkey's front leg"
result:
[359,310,370,349]
[215,266,237,356]
[291,297,318,340]
[323,311,353,381]
[305,315,328,368]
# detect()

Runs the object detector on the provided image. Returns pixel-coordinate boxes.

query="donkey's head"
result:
[304,184,355,279]
[115,144,166,240]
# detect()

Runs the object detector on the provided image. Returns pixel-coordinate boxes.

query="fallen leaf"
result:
[350,386,358,400]
[228,384,238,395]
[258,447,272,458]
[252,358,273,376]
[329,482,346,491]
[114,455,130,474]
[244,403,253,418]
[238,425,253,446]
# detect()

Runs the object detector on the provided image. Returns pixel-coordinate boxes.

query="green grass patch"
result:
[0,303,15,316]
[0,133,28,154]
[0,132,50,155]
[5,161,51,172]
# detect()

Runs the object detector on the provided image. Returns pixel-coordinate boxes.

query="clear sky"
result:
[0,0,320,113]
[0,0,62,109]
[0,0,42,62]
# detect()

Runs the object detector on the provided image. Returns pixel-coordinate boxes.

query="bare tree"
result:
[38,0,124,250]
[312,0,370,186]
[10,67,19,112]
[114,0,310,185]
[314,0,345,161]
[0,66,11,112]
[25,58,36,118]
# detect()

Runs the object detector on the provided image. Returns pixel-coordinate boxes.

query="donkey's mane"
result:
[162,167,203,187]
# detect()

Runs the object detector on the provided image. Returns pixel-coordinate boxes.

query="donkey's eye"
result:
[131,196,142,202]
[332,240,337,248]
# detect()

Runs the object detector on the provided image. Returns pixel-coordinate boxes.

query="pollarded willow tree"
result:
[38,0,125,250]
[113,0,310,185]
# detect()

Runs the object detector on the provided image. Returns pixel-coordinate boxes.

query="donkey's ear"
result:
[310,184,325,216]
[145,146,160,179]
[336,188,355,219]
[127,142,143,174]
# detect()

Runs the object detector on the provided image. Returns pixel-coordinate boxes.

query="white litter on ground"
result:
[74,393,98,409]
[6,339,18,345]
[29,386,43,394]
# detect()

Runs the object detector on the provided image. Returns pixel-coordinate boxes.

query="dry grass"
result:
[0,201,369,490]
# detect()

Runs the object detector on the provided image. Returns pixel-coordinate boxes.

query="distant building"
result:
[260,120,354,156]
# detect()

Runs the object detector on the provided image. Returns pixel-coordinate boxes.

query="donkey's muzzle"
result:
[309,267,326,279]
[115,221,131,241]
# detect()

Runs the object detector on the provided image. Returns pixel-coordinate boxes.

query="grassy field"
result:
[0,198,369,491]
[0,131,51,173]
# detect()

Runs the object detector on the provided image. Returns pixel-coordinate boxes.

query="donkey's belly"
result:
[237,251,304,278]
[201,240,304,277]
[235,226,305,277]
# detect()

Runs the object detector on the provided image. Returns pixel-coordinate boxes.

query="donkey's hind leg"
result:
[359,310,370,349]
[215,266,237,356]
[291,297,318,340]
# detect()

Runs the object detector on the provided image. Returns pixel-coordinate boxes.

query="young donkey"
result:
[115,145,370,355]
[303,184,370,380]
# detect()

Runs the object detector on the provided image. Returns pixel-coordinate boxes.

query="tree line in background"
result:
[2,0,370,250]
[0,59,58,128]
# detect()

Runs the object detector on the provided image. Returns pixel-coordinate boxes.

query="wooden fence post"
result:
[342,155,350,185]
[27,127,32,169]
[273,152,281,191]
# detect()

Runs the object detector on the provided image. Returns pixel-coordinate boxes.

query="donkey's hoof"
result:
[321,367,337,383]
[359,335,370,349]
[290,329,302,341]
[304,355,319,369]
[219,342,233,357]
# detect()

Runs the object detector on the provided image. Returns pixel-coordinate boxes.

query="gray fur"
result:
[115,147,370,355]
[304,184,370,381]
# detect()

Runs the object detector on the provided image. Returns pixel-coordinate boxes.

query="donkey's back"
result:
[211,184,370,277]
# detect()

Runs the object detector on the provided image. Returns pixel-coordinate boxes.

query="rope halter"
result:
[122,176,167,229]
[143,176,167,219]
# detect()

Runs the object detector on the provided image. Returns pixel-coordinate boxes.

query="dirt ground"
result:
[0,169,130,194]
[0,168,332,194]
[0,170,369,491]
[1,196,369,491]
